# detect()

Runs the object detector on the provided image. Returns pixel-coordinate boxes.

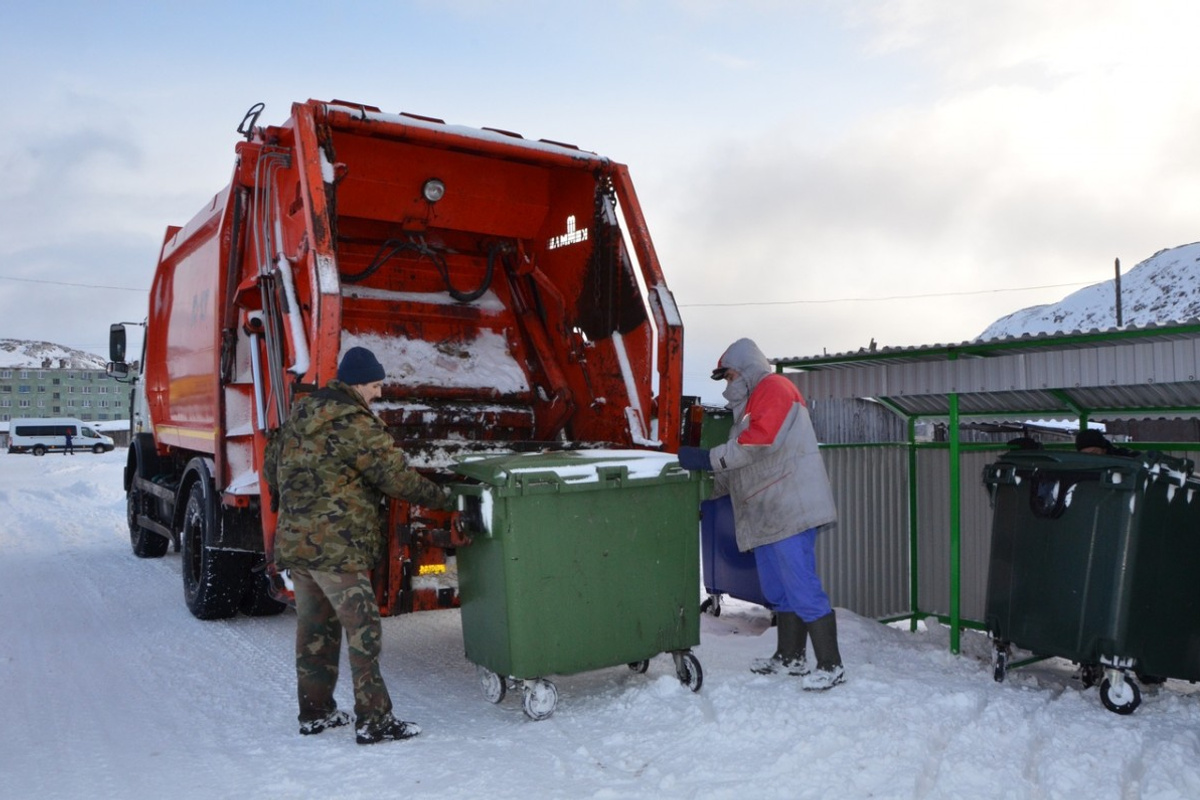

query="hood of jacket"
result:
[717,338,772,410]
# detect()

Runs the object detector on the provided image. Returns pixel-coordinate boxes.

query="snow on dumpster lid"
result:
[453,449,682,486]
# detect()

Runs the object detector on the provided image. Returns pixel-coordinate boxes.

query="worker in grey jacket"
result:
[678,338,844,690]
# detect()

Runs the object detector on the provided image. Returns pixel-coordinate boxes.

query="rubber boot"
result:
[802,611,845,690]
[750,612,809,676]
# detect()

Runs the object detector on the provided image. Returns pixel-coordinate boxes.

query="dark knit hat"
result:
[337,346,386,385]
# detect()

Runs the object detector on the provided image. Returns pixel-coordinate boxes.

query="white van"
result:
[7,418,116,455]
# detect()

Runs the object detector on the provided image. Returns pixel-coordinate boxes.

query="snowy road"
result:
[3,451,1200,799]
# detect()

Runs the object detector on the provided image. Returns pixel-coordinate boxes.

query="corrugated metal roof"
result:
[774,320,1200,422]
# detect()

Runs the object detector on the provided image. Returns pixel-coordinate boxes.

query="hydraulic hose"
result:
[342,237,498,303]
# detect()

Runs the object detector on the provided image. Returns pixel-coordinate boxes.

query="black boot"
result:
[802,611,845,690]
[750,612,810,676]
[356,714,422,745]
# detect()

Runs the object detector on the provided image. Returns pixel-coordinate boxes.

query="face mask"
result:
[722,376,749,406]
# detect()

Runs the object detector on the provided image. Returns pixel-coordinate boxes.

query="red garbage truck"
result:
[108,99,683,620]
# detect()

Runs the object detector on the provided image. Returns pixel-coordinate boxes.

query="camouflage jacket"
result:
[263,380,451,572]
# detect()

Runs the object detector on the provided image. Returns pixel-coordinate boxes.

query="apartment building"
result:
[0,362,127,423]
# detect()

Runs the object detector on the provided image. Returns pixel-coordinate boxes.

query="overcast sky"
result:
[3,1,1198,403]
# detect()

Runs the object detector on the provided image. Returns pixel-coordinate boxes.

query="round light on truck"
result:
[422,178,446,203]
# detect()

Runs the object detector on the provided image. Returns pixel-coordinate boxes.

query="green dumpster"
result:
[982,450,1200,714]
[452,449,704,720]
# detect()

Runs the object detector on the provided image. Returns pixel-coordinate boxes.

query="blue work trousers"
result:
[753,528,832,622]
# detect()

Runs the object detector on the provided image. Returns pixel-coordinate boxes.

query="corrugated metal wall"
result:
[912,448,996,622]
[818,446,911,619]
[820,445,1010,623]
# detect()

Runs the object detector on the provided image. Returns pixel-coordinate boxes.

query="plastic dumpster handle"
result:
[594,465,630,484]
[514,471,567,492]
[982,463,1019,486]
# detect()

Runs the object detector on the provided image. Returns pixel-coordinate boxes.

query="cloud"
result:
[638,1,1200,400]
[660,1,1200,319]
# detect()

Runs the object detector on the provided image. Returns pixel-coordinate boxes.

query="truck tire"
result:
[127,437,169,558]
[128,485,168,558]
[181,480,252,620]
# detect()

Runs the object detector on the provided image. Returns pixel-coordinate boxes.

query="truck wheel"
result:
[129,486,168,558]
[93,444,105,454]
[181,481,251,620]
[32,445,46,456]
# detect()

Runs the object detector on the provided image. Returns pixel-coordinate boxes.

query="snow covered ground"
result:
[4,451,1200,800]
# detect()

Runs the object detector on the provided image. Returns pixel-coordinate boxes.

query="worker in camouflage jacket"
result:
[264,346,454,745]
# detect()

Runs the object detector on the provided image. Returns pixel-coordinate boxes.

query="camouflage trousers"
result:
[291,568,393,727]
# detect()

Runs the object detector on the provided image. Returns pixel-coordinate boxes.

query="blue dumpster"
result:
[700,494,769,615]
[692,407,770,616]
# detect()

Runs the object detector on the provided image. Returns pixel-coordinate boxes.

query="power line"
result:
[1,273,1096,305]
[0,275,146,292]
[679,281,1093,308]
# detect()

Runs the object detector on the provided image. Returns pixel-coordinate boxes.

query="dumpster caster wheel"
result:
[992,646,1009,683]
[674,651,703,692]
[628,660,650,674]
[478,665,506,704]
[700,595,722,617]
[1100,674,1141,715]
[521,679,558,721]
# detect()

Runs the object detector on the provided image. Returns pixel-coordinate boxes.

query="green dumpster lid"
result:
[993,450,1197,490]
[998,451,1140,468]
[999,450,1193,474]
[452,449,684,487]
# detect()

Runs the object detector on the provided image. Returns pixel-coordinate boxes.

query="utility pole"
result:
[1114,257,1123,327]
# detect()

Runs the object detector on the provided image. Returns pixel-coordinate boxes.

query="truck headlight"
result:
[422,178,446,203]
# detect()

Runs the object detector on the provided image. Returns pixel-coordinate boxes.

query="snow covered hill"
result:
[0,338,108,370]
[979,242,1200,340]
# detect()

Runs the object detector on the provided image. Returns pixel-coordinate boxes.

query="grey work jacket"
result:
[711,393,838,552]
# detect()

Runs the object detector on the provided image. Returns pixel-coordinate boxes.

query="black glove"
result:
[677,446,713,472]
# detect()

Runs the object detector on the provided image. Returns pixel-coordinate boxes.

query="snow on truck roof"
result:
[321,101,609,164]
